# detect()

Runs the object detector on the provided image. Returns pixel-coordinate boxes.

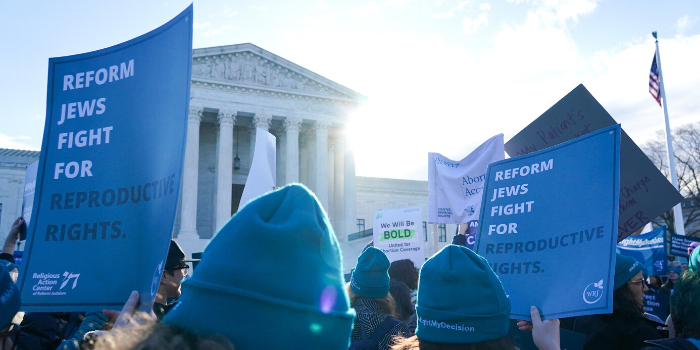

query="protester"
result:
[1,263,21,350]
[146,184,352,350]
[1,218,22,264]
[390,280,416,333]
[571,254,662,350]
[388,259,419,304]
[642,249,700,349]
[661,267,682,295]
[153,240,188,321]
[391,245,560,350]
[648,276,662,291]
[348,247,409,350]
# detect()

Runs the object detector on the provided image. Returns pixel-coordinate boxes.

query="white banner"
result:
[428,134,504,224]
[239,128,276,209]
[373,207,425,268]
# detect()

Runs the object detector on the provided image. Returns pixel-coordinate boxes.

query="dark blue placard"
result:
[617,226,667,276]
[17,5,193,312]
[643,290,668,321]
[475,125,621,320]
[670,234,700,258]
[465,220,478,250]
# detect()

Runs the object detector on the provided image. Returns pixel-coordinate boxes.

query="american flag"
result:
[649,53,661,106]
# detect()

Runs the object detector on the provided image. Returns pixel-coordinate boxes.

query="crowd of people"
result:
[1,184,699,350]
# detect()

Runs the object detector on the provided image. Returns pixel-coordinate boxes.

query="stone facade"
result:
[0,149,40,241]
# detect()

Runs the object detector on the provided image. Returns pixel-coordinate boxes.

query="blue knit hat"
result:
[350,247,390,299]
[613,254,643,291]
[415,245,511,344]
[164,184,355,350]
[690,247,700,273]
[0,264,20,329]
[669,266,683,276]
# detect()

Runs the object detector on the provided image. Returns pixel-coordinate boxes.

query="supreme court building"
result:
[0,43,463,271]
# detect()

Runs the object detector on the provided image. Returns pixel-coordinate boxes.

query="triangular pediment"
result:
[192,43,366,102]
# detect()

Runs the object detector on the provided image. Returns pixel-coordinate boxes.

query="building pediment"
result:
[192,43,366,103]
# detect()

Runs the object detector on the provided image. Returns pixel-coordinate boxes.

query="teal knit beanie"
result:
[350,247,391,299]
[0,264,20,329]
[613,254,642,291]
[164,184,355,350]
[415,245,511,344]
[690,247,700,273]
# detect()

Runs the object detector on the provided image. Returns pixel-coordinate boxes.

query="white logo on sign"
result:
[583,279,604,304]
[60,272,80,290]
[151,260,164,296]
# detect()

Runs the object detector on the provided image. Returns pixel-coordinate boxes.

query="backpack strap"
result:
[366,317,401,342]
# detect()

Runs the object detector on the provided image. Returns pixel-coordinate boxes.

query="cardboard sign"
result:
[428,134,504,224]
[239,128,276,209]
[670,234,700,258]
[617,226,668,276]
[504,84,683,242]
[373,207,425,268]
[507,320,585,350]
[643,290,669,321]
[20,160,39,240]
[476,125,621,320]
[17,6,193,312]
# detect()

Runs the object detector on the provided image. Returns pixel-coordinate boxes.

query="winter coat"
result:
[351,299,410,350]
[16,312,82,350]
[641,338,700,350]
[572,313,663,350]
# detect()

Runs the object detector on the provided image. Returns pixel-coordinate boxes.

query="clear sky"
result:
[1,1,698,180]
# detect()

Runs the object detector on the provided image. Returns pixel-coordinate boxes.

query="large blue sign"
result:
[475,125,621,320]
[17,6,193,312]
[617,226,667,276]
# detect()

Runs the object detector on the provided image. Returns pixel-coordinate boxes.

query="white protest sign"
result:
[373,207,425,268]
[239,128,276,209]
[428,134,505,224]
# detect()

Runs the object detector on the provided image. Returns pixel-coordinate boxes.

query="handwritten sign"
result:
[17,6,193,312]
[504,84,683,241]
[477,125,621,320]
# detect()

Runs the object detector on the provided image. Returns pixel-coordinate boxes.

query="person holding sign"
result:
[642,251,700,350]
[392,245,561,350]
[348,247,409,350]
[571,254,662,350]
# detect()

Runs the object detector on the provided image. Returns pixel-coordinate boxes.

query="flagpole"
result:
[654,32,686,236]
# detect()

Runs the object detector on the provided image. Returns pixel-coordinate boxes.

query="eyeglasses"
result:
[627,279,647,287]
[168,264,190,276]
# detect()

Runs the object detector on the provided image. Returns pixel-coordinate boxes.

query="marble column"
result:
[179,106,203,239]
[215,110,236,232]
[284,117,303,183]
[333,136,346,241]
[250,114,272,162]
[314,121,332,210]
[344,135,358,238]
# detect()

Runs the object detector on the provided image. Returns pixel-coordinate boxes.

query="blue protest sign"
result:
[508,320,585,350]
[20,160,39,240]
[17,6,193,312]
[465,220,478,250]
[475,125,621,320]
[643,290,668,321]
[670,234,700,258]
[617,226,667,276]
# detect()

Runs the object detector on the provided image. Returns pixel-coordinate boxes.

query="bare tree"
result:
[642,122,700,237]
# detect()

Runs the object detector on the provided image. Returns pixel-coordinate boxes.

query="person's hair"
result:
[389,259,419,290]
[612,283,644,319]
[670,270,700,339]
[88,323,235,350]
[347,282,397,319]
[648,276,662,289]
[390,280,415,322]
[390,335,516,350]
